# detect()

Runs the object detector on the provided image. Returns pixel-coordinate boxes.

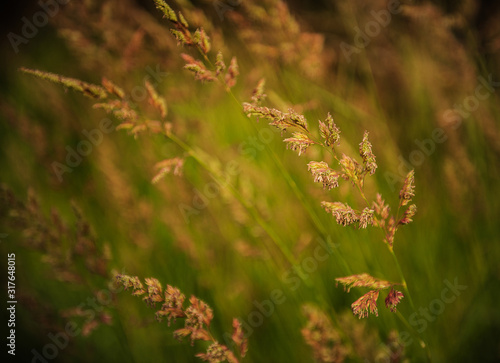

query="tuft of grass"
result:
[1,0,499,362]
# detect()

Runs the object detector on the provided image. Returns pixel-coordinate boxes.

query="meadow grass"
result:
[1,0,499,362]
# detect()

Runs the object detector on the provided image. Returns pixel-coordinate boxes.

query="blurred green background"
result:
[1,0,499,362]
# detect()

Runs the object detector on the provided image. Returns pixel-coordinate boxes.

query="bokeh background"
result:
[1,0,499,362]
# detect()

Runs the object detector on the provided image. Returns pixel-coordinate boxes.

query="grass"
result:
[1,0,500,362]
